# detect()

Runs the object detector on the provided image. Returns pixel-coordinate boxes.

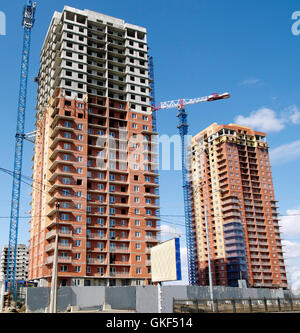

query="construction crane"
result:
[6,0,36,292]
[153,92,230,285]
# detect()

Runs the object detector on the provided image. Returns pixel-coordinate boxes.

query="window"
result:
[61,176,72,186]
[97,267,104,275]
[61,214,69,221]
[61,202,69,208]
[62,189,70,196]
[75,266,81,273]
[98,207,105,215]
[75,240,81,247]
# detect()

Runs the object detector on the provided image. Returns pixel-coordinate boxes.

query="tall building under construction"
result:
[190,123,288,289]
[28,6,160,287]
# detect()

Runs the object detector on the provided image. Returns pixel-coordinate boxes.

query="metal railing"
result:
[173,297,300,313]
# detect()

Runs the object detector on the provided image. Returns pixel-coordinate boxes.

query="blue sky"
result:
[0,0,300,290]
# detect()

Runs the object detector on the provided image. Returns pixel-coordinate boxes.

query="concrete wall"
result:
[26,286,105,313]
[26,287,50,313]
[136,286,159,313]
[105,286,136,310]
[26,285,290,313]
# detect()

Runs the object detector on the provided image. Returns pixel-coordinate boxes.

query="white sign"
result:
[151,238,181,283]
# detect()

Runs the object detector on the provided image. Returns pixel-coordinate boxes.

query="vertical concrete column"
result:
[0,282,5,312]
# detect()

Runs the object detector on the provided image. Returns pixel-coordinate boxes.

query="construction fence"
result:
[174,297,300,313]
[25,285,293,313]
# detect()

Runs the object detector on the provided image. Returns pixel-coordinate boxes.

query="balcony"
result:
[58,256,72,263]
[108,272,130,278]
[45,256,54,265]
[46,230,57,240]
[109,247,129,253]
[87,233,106,240]
[58,243,72,250]
[87,258,107,265]
[145,236,159,243]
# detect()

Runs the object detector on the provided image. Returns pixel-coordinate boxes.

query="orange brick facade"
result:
[190,123,288,289]
[28,8,160,287]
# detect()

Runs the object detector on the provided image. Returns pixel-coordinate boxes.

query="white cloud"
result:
[280,207,300,292]
[282,240,300,293]
[280,207,300,236]
[235,108,285,132]
[283,240,300,259]
[289,269,300,294]
[282,105,300,125]
[239,78,261,86]
[270,140,300,164]
[160,224,183,240]
[235,105,300,133]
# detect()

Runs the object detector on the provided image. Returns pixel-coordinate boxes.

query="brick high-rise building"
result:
[190,123,288,289]
[28,7,160,287]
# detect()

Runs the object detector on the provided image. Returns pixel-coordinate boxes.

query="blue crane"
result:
[6,1,36,291]
[153,92,230,285]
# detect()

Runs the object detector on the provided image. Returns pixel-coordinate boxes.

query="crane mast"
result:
[6,0,36,290]
[154,92,230,285]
